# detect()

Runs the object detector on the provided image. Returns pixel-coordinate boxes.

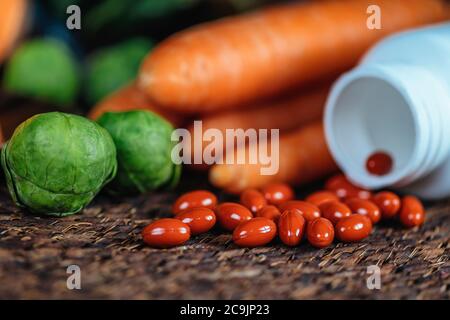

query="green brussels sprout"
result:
[1,112,117,216]
[97,110,180,194]
[85,38,153,104]
[3,38,80,107]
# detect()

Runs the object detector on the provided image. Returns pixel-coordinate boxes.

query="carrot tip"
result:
[209,165,234,188]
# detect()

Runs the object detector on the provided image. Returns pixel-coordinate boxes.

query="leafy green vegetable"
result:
[85,38,153,104]
[1,112,117,216]
[97,110,180,194]
[3,38,80,107]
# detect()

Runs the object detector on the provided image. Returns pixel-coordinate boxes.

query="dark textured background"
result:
[0,171,448,300]
[1,1,449,300]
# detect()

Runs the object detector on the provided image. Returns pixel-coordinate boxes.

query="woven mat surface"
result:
[0,172,449,300]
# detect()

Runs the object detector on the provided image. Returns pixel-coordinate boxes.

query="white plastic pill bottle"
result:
[325,23,450,200]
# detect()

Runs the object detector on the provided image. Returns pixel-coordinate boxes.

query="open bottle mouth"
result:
[325,71,422,189]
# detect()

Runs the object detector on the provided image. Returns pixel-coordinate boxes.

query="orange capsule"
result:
[278,209,306,246]
[305,190,339,207]
[233,217,277,247]
[399,196,425,228]
[240,189,267,214]
[306,218,335,248]
[142,218,190,248]
[278,200,321,222]
[261,183,294,205]
[325,174,372,200]
[345,198,381,224]
[216,202,253,231]
[319,200,352,225]
[256,205,281,223]
[372,191,401,219]
[336,214,372,243]
[175,207,216,235]
[172,190,217,215]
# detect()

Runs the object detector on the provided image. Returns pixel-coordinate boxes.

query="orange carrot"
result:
[0,0,27,63]
[187,84,330,170]
[138,0,448,113]
[209,121,338,194]
[88,83,186,126]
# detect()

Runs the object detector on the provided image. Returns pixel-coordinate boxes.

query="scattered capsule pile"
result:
[141,174,425,249]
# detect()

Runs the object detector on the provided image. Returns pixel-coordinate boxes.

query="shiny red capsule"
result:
[319,200,352,225]
[233,217,277,247]
[278,200,321,222]
[305,190,339,207]
[142,218,190,248]
[278,209,306,246]
[216,202,253,231]
[366,151,393,176]
[175,207,216,235]
[255,205,281,223]
[325,174,372,200]
[261,183,294,206]
[172,190,217,215]
[372,191,401,219]
[240,189,267,214]
[345,198,381,224]
[399,196,425,228]
[336,214,372,243]
[307,218,335,248]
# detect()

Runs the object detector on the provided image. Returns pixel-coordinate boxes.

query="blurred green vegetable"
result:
[1,112,117,216]
[228,0,270,11]
[3,38,80,107]
[85,38,153,105]
[97,110,180,194]
[129,0,200,20]
[85,0,199,33]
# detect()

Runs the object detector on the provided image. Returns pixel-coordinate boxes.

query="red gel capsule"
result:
[336,214,372,243]
[373,191,401,219]
[319,200,351,225]
[142,219,190,248]
[175,207,216,235]
[216,202,253,231]
[240,189,267,214]
[261,183,294,206]
[366,151,393,176]
[172,190,217,215]
[233,217,277,247]
[325,174,372,200]
[399,196,425,228]
[278,200,321,222]
[345,198,381,224]
[307,218,335,248]
[256,205,281,223]
[278,209,306,246]
[305,190,339,207]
